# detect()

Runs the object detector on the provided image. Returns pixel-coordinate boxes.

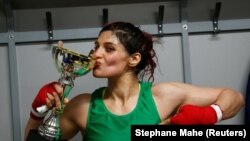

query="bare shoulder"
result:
[152,82,187,98]
[68,93,92,107]
[151,82,187,120]
[63,93,92,128]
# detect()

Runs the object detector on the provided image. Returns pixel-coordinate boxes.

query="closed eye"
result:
[105,46,115,52]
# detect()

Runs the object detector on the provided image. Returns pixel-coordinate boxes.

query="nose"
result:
[92,47,102,59]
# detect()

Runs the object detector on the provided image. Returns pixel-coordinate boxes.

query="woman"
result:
[25,21,244,141]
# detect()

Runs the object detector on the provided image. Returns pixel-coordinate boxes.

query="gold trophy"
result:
[35,42,94,140]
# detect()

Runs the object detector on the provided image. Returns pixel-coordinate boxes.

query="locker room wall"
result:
[1,0,250,141]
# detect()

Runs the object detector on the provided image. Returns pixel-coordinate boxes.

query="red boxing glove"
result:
[170,104,223,125]
[30,82,57,120]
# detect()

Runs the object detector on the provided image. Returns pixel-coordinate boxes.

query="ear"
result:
[128,52,141,67]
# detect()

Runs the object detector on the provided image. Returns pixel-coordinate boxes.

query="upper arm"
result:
[152,82,224,120]
[60,93,91,140]
[170,82,223,106]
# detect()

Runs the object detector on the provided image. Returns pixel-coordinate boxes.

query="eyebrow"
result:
[95,41,116,46]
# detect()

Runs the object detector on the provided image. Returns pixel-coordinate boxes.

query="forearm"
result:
[24,118,43,141]
[215,88,244,120]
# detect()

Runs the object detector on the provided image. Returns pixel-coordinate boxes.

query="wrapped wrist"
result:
[170,104,223,125]
[30,109,47,120]
[30,82,57,120]
[211,104,223,123]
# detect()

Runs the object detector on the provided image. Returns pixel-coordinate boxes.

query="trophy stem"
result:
[62,84,73,99]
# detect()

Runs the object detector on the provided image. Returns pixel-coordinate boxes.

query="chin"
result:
[92,72,106,78]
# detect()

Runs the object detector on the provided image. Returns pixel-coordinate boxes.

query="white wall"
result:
[190,32,250,124]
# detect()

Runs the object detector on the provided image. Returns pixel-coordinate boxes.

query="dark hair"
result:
[99,21,157,82]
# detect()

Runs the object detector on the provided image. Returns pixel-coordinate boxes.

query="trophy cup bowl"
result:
[37,45,94,140]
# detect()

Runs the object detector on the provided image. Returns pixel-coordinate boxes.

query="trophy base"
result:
[26,130,66,141]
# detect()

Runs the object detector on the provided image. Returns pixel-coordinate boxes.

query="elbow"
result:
[220,89,245,120]
[237,92,245,109]
[230,91,245,119]
[232,90,245,110]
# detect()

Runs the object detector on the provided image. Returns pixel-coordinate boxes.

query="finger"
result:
[159,118,171,125]
[53,92,61,110]
[46,93,55,108]
[64,98,69,105]
[46,93,54,108]
[46,98,53,108]
[53,83,64,96]
[47,93,54,100]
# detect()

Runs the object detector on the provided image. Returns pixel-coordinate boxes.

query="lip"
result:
[93,61,101,69]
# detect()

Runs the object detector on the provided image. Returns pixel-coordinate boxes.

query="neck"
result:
[105,73,140,102]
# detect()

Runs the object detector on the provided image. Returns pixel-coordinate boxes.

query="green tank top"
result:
[84,81,161,141]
